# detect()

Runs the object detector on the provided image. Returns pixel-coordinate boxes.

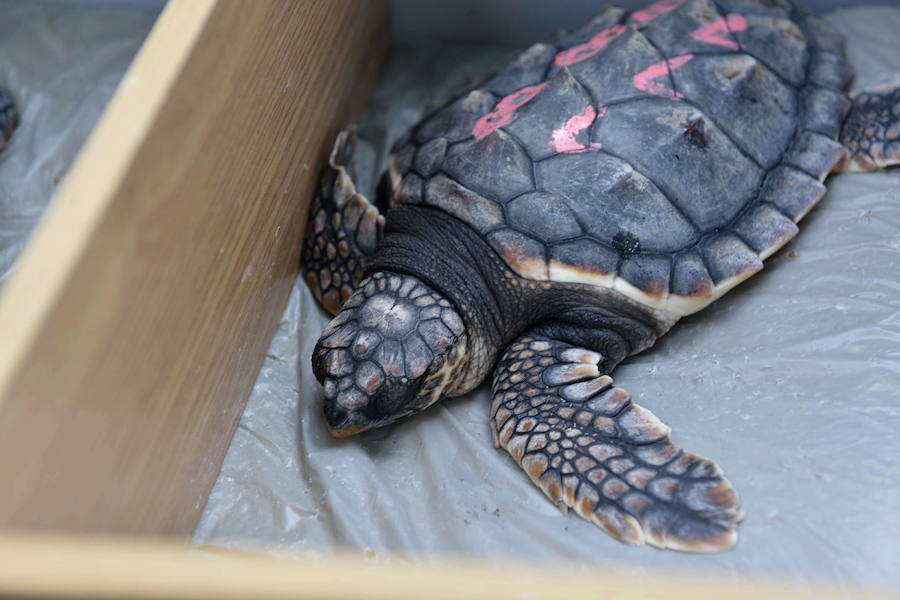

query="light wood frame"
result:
[0,0,388,535]
[0,2,895,599]
[0,534,895,600]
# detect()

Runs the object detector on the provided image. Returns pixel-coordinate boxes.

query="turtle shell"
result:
[387,0,852,317]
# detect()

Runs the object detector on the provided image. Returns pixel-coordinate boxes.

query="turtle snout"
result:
[322,401,348,430]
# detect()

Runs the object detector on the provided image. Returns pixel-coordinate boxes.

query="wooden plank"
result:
[0,533,894,600]
[0,0,388,535]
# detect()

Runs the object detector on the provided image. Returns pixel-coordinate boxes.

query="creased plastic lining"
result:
[0,2,158,282]
[194,6,900,588]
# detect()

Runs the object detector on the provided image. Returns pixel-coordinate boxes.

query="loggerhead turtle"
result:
[301,0,900,552]
[0,89,17,154]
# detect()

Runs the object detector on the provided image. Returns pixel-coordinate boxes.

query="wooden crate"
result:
[0,2,895,599]
[0,0,388,535]
[0,533,895,600]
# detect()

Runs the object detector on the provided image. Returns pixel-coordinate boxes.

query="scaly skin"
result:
[837,85,900,172]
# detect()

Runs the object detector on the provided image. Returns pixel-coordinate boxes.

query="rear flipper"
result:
[491,335,744,552]
[837,84,900,172]
[0,89,18,153]
[302,130,385,315]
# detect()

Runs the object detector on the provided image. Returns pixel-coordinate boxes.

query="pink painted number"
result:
[554,25,628,67]
[549,105,605,154]
[472,84,547,140]
[633,54,694,100]
[631,0,688,24]
[690,14,747,50]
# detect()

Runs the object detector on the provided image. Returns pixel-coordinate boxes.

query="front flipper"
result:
[491,335,743,552]
[837,84,900,172]
[302,130,385,315]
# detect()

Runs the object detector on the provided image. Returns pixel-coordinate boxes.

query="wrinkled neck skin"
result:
[367,205,674,391]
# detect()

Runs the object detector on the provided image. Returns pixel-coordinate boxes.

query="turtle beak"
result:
[322,402,369,438]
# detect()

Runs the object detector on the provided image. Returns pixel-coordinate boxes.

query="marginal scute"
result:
[424,174,504,234]
[734,14,807,86]
[798,14,846,54]
[488,228,549,281]
[618,254,671,299]
[732,203,798,260]
[783,131,847,179]
[444,130,534,201]
[759,165,827,221]
[549,239,618,285]
[800,86,851,138]
[808,49,853,91]
[702,233,762,286]
[670,250,713,299]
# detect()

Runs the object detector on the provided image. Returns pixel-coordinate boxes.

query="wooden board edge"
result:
[0,533,894,600]
[0,0,389,534]
[0,0,217,410]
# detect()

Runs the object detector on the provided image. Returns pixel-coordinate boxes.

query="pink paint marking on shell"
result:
[473,84,547,140]
[554,25,628,67]
[550,105,604,154]
[690,14,747,50]
[631,0,688,24]
[633,54,695,100]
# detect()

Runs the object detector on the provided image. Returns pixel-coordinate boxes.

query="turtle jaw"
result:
[322,401,414,439]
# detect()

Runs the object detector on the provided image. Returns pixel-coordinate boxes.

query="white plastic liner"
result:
[0,2,157,281]
[200,5,898,589]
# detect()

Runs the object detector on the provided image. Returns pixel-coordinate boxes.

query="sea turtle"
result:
[301,0,900,552]
[0,89,17,153]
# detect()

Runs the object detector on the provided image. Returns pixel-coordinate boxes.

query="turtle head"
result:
[312,271,470,437]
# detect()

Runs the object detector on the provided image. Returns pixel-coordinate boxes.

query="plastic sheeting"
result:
[195,5,900,588]
[0,2,158,282]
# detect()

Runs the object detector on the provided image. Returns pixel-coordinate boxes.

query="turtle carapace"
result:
[302,0,900,552]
